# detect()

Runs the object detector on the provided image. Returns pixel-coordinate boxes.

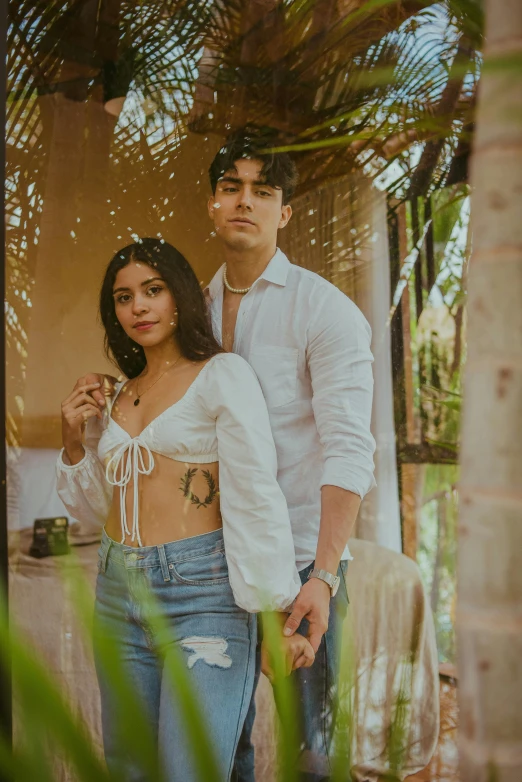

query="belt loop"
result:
[100,535,111,574]
[158,545,171,582]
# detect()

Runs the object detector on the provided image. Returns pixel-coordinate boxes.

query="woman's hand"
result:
[261,632,315,681]
[61,381,103,464]
[74,372,118,408]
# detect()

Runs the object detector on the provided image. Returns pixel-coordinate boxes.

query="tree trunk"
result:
[458,1,522,780]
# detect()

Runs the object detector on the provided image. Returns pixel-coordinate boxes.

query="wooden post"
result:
[458,1,522,777]
[398,202,419,558]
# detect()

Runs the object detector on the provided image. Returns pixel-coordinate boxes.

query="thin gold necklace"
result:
[134,354,183,407]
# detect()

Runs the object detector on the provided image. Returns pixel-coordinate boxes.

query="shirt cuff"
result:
[320,456,376,499]
[58,447,89,471]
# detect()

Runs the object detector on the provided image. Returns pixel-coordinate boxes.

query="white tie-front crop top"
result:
[98,361,227,548]
[56,353,301,612]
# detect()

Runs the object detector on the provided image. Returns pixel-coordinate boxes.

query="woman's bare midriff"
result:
[105,453,221,547]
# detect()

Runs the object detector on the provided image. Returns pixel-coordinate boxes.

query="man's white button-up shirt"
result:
[206,248,376,568]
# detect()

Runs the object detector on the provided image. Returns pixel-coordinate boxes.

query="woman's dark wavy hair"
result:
[100,238,223,379]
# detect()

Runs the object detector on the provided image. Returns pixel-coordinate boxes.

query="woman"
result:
[56,239,313,781]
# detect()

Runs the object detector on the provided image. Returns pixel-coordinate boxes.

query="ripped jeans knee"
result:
[181,636,233,669]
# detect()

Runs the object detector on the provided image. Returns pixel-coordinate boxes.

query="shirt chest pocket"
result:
[248,346,299,409]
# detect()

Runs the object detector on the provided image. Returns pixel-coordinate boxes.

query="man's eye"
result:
[223,186,238,192]
[258,190,272,197]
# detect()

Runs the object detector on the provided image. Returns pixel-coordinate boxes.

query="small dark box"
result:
[29,517,70,558]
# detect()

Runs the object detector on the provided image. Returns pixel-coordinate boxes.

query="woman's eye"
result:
[116,294,131,304]
[147,286,163,296]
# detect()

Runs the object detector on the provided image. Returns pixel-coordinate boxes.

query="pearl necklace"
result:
[223,265,251,295]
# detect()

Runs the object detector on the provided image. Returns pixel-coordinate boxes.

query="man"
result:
[85,134,375,780]
[206,136,375,782]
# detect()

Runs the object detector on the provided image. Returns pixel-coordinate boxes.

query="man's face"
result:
[208,158,292,253]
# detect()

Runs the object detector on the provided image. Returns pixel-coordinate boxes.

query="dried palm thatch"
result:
[187,0,482,196]
[6,0,482,449]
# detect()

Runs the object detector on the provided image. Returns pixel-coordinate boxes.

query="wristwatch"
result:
[307,568,341,597]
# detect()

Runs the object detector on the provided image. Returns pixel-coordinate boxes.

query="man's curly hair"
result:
[209,132,299,205]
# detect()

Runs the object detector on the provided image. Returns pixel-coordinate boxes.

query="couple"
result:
[56,136,375,781]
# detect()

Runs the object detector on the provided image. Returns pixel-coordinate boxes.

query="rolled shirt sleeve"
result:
[56,417,112,528]
[307,286,376,499]
[202,354,301,613]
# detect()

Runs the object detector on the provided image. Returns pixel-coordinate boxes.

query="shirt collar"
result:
[205,248,290,301]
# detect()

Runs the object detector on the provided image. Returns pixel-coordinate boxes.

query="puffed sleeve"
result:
[55,415,112,527]
[201,354,301,613]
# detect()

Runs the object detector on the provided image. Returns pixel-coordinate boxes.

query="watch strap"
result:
[308,567,340,595]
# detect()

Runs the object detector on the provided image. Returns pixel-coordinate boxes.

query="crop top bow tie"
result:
[105,437,155,547]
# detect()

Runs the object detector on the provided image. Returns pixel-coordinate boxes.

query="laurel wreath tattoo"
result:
[179,468,218,509]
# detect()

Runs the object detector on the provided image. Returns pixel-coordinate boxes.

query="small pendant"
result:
[134,398,140,406]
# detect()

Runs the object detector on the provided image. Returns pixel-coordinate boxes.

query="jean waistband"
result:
[98,527,224,577]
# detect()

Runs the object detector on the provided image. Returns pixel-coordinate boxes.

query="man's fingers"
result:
[308,632,324,655]
[283,605,307,637]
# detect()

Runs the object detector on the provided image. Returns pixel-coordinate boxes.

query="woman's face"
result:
[113,261,177,348]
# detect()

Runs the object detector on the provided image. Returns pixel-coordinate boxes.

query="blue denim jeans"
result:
[94,528,257,782]
[232,561,349,782]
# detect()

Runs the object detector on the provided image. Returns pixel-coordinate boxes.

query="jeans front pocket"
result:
[171,547,229,586]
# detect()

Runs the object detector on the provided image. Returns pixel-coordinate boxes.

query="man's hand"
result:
[261,632,315,681]
[74,373,118,408]
[283,578,331,653]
